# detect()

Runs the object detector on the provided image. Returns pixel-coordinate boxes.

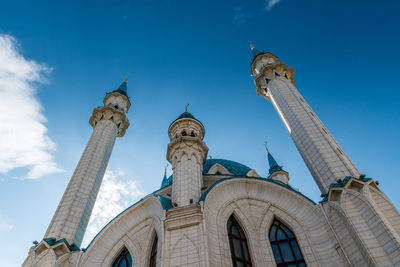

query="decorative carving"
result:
[89,107,130,137]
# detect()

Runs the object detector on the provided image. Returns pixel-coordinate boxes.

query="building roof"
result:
[160,159,253,189]
[168,111,204,130]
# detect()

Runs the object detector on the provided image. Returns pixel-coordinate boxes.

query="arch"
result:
[269,219,306,266]
[227,215,253,267]
[208,163,231,175]
[149,233,158,267]
[112,247,132,267]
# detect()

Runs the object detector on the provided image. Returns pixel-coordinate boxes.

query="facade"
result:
[23,48,400,267]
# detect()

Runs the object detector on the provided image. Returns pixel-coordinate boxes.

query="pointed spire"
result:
[185,103,189,113]
[111,75,129,97]
[250,41,264,59]
[264,142,283,175]
[164,164,168,178]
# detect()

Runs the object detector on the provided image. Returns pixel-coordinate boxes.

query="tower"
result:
[265,143,290,185]
[251,47,359,194]
[166,108,208,207]
[42,78,130,249]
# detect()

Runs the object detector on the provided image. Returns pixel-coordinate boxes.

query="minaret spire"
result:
[264,142,283,175]
[264,142,289,184]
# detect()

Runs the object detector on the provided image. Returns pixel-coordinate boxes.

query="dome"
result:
[168,111,204,130]
[160,159,252,189]
[203,159,252,176]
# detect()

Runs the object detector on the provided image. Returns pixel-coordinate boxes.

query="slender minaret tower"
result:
[166,106,208,207]
[44,78,130,247]
[251,45,360,194]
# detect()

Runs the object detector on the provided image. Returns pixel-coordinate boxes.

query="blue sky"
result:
[0,0,399,265]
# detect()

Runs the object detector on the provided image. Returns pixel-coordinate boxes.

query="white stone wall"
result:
[202,178,344,266]
[265,77,360,194]
[44,119,118,246]
[173,153,203,207]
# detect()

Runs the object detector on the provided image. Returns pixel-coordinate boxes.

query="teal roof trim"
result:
[43,238,80,251]
[199,176,315,204]
[319,176,373,203]
[84,193,170,250]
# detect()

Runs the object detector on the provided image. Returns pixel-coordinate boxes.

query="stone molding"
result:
[89,106,130,137]
[166,137,208,166]
[254,62,295,101]
[103,92,131,110]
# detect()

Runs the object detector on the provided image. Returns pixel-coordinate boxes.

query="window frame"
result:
[227,215,253,267]
[269,219,306,267]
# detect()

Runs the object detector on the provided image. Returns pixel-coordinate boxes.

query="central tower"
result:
[166,109,208,207]
[251,47,360,194]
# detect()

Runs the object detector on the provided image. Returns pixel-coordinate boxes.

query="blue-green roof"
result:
[160,159,253,189]
[168,111,204,129]
[267,152,283,175]
[106,80,130,103]
[203,159,252,176]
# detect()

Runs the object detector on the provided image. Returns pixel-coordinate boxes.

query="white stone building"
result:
[23,48,400,267]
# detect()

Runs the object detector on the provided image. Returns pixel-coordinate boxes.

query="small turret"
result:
[265,142,289,184]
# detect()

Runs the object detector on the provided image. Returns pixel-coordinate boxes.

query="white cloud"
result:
[0,34,63,179]
[266,0,281,10]
[82,170,143,247]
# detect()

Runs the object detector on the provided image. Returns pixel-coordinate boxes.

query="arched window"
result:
[227,215,252,267]
[149,234,158,267]
[269,219,306,267]
[112,247,132,267]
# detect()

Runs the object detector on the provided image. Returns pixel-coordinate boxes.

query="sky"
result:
[0,0,399,265]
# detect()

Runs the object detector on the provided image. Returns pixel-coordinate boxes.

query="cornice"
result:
[89,106,130,137]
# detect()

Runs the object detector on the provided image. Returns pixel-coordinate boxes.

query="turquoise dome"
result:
[160,159,252,189]
[168,111,204,130]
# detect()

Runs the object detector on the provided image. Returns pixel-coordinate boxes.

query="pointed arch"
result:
[269,219,306,267]
[112,247,132,267]
[227,215,253,267]
[149,233,158,267]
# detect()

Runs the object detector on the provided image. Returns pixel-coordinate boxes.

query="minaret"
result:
[265,142,290,185]
[166,106,208,207]
[44,78,130,247]
[251,46,360,194]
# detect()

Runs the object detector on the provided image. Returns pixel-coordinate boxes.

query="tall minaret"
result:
[166,107,208,207]
[251,46,360,194]
[44,78,130,247]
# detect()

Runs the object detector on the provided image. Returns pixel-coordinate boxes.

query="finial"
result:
[250,41,255,50]
[164,164,168,177]
[124,73,130,82]
[185,103,189,112]
[264,141,270,154]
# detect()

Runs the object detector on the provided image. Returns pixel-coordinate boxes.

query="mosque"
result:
[23,47,400,267]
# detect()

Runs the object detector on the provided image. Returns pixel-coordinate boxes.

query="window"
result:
[149,234,158,267]
[181,130,187,136]
[269,219,306,267]
[112,247,132,267]
[227,216,253,267]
